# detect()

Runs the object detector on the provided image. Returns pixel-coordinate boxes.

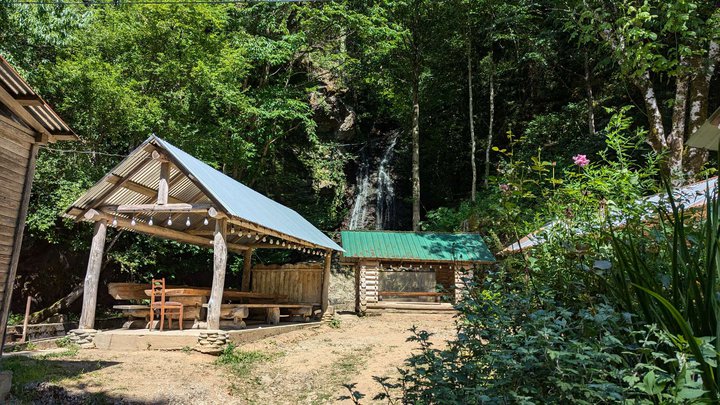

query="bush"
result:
[384,271,710,404]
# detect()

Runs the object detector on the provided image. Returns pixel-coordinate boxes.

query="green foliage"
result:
[379,271,712,404]
[328,316,342,329]
[215,343,272,377]
[608,181,720,398]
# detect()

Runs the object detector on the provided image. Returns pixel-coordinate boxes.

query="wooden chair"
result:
[149,278,184,331]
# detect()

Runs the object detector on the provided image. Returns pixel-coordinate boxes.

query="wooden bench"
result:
[202,303,314,327]
[379,291,446,302]
[113,305,150,329]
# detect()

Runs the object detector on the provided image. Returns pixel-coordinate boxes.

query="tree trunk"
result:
[637,73,667,154]
[28,286,84,324]
[685,41,719,176]
[411,69,421,230]
[667,72,690,180]
[584,51,596,137]
[468,34,477,201]
[483,53,495,188]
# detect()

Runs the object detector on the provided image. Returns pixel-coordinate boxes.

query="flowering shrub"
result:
[573,153,590,167]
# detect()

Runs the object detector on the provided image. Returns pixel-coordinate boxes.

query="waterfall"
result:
[348,147,371,230]
[375,132,398,229]
[347,133,398,230]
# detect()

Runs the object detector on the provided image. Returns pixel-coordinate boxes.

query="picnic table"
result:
[110,282,287,328]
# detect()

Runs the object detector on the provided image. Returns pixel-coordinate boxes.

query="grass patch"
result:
[334,353,363,374]
[328,317,342,329]
[0,349,80,400]
[215,343,273,377]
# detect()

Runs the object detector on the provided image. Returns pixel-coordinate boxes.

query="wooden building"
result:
[340,231,495,312]
[0,56,77,345]
[64,135,342,335]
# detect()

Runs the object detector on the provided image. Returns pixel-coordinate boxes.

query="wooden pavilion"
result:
[340,231,495,313]
[64,135,342,341]
[0,56,77,351]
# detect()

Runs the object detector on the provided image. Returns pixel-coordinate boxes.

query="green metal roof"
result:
[340,231,496,263]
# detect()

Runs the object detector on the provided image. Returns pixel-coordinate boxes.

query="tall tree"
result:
[573,0,720,178]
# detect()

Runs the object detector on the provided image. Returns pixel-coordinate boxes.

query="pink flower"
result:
[573,154,590,167]
[499,184,510,192]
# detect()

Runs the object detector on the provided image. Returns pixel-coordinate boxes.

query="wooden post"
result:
[157,160,170,205]
[20,296,31,343]
[206,219,227,330]
[321,250,332,313]
[241,248,253,292]
[78,219,107,330]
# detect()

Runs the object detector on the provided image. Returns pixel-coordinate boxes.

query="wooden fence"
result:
[251,262,323,305]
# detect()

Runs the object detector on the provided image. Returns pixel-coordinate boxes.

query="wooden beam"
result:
[227,217,324,250]
[102,203,214,214]
[321,250,332,313]
[78,219,107,330]
[106,176,183,204]
[76,147,154,220]
[241,248,253,291]
[157,160,170,205]
[207,219,227,330]
[15,95,43,106]
[87,209,249,253]
[0,85,48,139]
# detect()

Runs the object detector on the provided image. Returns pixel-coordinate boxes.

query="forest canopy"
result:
[1,0,719,311]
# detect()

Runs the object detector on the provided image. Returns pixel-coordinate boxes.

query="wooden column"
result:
[206,219,227,330]
[241,248,253,292]
[321,250,332,313]
[78,219,107,330]
[157,160,170,205]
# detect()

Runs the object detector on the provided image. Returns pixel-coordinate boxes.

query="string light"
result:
[203,217,209,226]
[167,217,172,226]
[131,217,136,226]
[262,237,267,242]
[230,225,235,234]
[255,235,260,240]
[282,241,286,247]
[186,217,191,227]
[112,215,118,227]
[148,216,154,226]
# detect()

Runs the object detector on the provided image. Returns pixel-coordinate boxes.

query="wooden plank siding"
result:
[0,126,33,334]
[250,262,323,305]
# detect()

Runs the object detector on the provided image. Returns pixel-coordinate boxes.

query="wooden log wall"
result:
[251,262,323,305]
[0,121,37,338]
[356,261,379,313]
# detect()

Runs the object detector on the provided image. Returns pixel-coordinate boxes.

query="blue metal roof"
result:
[153,136,343,251]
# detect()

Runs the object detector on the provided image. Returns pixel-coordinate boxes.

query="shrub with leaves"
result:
[378,270,711,404]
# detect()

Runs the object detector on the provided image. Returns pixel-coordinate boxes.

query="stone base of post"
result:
[67,329,98,349]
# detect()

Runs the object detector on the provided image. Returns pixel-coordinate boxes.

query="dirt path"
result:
[5,312,456,404]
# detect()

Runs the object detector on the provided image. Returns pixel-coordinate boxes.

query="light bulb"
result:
[255,235,260,240]
[203,217,209,226]
[167,217,172,226]
[262,237,267,242]
[247,233,252,238]
[186,217,191,227]
[282,241,286,247]
[148,217,154,226]
[112,217,118,227]
[230,226,235,234]
[131,217,136,226]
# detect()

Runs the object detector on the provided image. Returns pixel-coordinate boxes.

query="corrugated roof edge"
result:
[152,136,343,252]
[340,230,496,263]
